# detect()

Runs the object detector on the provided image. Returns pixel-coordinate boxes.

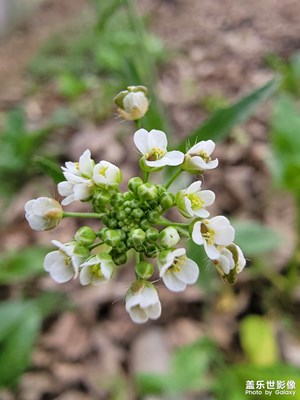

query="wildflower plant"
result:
[25,85,245,324]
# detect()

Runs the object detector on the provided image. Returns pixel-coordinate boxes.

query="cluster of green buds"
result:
[25,85,245,324]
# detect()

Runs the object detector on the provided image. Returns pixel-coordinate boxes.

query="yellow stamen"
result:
[91,264,103,278]
[169,255,187,273]
[99,166,108,176]
[146,148,166,161]
[187,194,204,210]
[201,222,215,245]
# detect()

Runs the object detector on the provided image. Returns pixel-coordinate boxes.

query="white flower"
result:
[134,129,184,168]
[158,248,199,292]
[79,253,115,285]
[125,281,162,324]
[93,160,122,188]
[192,216,235,259]
[213,244,246,283]
[25,197,63,231]
[176,181,215,218]
[58,175,93,206]
[183,140,218,173]
[43,240,89,283]
[215,247,235,274]
[58,150,95,205]
[62,149,94,179]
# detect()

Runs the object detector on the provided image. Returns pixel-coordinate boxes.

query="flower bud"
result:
[131,228,146,248]
[72,244,90,259]
[110,192,124,208]
[74,226,96,246]
[93,190,111,209]
[147,210,160,223]
[158,227,180,248]
[107,218,118,229]
[140,219,151,231]
[25,197,63,231]
[144,243,157,258]
[112,251,127,266]
[128,177,144,193]
[131,208,144,220]
[145,227,159,242]
[135,261,154,279]
[160,192,175,210]
[115,241,127,254]
[114,86,149,121]
[103,229,121,247]
[137,183,158,201]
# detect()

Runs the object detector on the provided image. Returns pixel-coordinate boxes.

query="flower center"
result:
[99,166,108,177]
[170,255,186,273]
[200,222,215,245]
[187,194,204,210]
[90,264,103,278]
[75,162,80,170]
[146,148,166,161]
[198,150,211,163]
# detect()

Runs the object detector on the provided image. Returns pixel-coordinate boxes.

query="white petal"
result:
[218,254,231,274]
[189,156,208,169]
[101,262,114,280]
[210,216,235,245]
[73,182,91,201]
[187,181,202,193]
[134,129,151,154]
[24,199,35,213]
[162,271,187,292]
[44,251,61,272]
[145,158,168,167]
[145,301,162,320]
[192,221,204,245]
[125,292,143,312]
[58,181,73,197]
[140,286,159,308]
[129,306,149,324]
[192,208,210,218]
[148,129,167,150]
[79,149,94,178]
[61,195,75,206]
[184,197,193,217]
[27,214,46,231]
[206,159,219,169]
[200,190,215,207]
[175,258,199,284]
[236,245,246,273]
[49,260,74,283]
[204,242,220,259]
[79,265,93,285]
[163,151,184,166]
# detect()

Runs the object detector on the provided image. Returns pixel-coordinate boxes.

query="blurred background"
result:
[0,0,300,399]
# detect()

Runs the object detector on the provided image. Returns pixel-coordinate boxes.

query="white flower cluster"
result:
[25,89,246,324]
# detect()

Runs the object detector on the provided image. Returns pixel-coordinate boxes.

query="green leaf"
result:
[0,301,42,388]
[0,246,49,284]
[34,157,65,183]
[177,78,280,151]
[232,220,280,257]
[240,315,279,366]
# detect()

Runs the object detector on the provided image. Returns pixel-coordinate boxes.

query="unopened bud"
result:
[158,227,180,248]
[145,227,159,242]
[128,177,144,193]
[114,86,149,121]
[135,261,154,279]
[74,226,96,246]
[103,229,121,247]
[137,183,158,201]
[160,192,175,210]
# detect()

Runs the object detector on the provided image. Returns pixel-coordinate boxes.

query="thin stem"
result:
[157,218,190,228]
[176,226,190,238]
[88,241,104,250]
[165,169,183,189]
[63,212,104,219]
[135,118,142,130]
[143,170,150,183]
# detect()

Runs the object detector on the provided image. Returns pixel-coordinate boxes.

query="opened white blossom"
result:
[62,149,94,179]
[182,140,218,173]
[43,240,89,283]
[134,129,184,168]
[192,216,235,259]
[158,248,199,292]
[25,197,63,231]
[58,174,93,206]
[93,160,122,188]
[176,181,215,218]
[125,281,162,324]
[79,253,115,285]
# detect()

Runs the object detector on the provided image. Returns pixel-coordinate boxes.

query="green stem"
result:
[176,226,190,238]
[63,212,104,219]
[135,118,142,130]
[143,170,150,183]
[165,169,183,189]
[157,218,190,228]
[88,241,104,250]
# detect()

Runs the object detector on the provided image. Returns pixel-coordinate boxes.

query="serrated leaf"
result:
[177,78,280,151]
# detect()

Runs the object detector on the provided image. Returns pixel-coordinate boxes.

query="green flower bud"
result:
[110,192,124,208]
[98,227,108,240]
[160,192,175,210]
[112,251,128,266]
[124,207,131,215]
[73,244,90,259]
[103,229,121,247]
[144,243,157,258]
[116,210,126,221]
[115,240,127,254]
[140,219,151,231]
[137,183,158,201]
[128,177,144,193]
[147,210,160,223]
[115,229,126,241]
[158,227,180,248]
[74,226,96,246]
[135,261,154,279]
[131,228,146,247]
[145,227,159,242]
[93,190,111,207]
[107,218,118,229]
[132,208,144,220]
